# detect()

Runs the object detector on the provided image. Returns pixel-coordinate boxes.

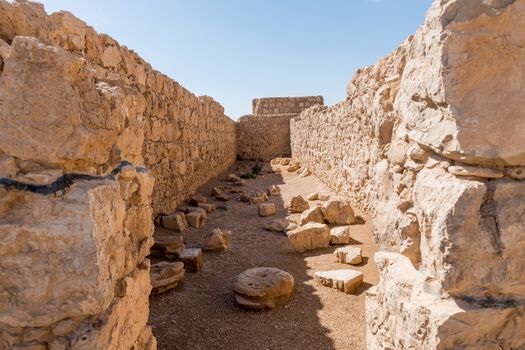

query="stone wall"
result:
[0,0,236,348]
[291,0,525,348]
[237,96,323,161]
[0,0,237,217]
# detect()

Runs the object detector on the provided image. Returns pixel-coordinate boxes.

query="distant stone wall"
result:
[0,0,236,348]
[253,96,324,115]
[291,0,525,348]
[237,96,323,161]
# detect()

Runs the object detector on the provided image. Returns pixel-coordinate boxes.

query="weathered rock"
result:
[265,219,289,233]
[198,203,216,213]
[203,228,231,251]
[306,192,318,201]
[152,228,185,258]
[161,212,188,232]
[287,163,301,172]
[186,211,206,229]
[330,226,351,245]
[274,168,282,174]
[150,262,185,294]
[250,192,268,204]
[288,195,309,213]
[189,194,208,206]
[298,166,311,177]
[314,269,363,294]
[506,167,525,180]
[234,267,294,310]
[227,173,241,182]
[287,223,331,253]
[215,194,231,202]
[267,185,280,196]
[259,203,276,217]
[447,165,504,179]
[179,248,203,273]
[321,200,356,225]
[280,158,291,166]
[299,205,324,225]
[211,186,223,196]
[271,158,282,165]
[334,246,362,265]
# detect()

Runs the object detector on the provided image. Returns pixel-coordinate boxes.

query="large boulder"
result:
[234,267,294,310]
[287,223,330,253]
[299,205,325,225]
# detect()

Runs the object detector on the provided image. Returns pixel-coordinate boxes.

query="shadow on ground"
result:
[148,161,377,350]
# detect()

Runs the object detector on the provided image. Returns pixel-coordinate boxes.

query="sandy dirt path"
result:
[149,161,378,350]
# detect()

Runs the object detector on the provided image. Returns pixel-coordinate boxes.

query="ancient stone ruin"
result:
[1,0,524,349]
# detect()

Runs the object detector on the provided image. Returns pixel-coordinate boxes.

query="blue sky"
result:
[38,0,433,119]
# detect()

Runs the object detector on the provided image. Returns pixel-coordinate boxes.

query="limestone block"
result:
[179,248,203,273]
[330,226,351,245]
[152,228,184,259]
[265,219,289,233]
[150,262,185,294]
[321,200,356,225]
[0,180,133,328]
[334,246,362,265]
[259,203,276,217]
[314,269,363,294]
[189,195,207,206]
[203,228,231,252]
[288,195,309,213]
[198,203,216,213]
[447,165,504,179]
[186,211,206,229]
[299,205,324,225]
[267,185,280,196]
[287,223,330,253]
[161,212,188,232]
[234,267,294,310]
[306,192,318,201]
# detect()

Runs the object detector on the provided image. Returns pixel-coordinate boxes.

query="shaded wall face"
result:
[237,96,324,161]
[291,0,525,348]
[0,0,236,348]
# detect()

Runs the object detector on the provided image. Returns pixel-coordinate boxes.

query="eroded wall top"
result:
[252,96,324,115]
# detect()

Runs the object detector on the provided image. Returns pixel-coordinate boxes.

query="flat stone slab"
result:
[334,246,362,265]
[234,267,294,310]
[152,228,185,258]
[150,262,185,294]
[161,212,188,232]
[314,269,363,294]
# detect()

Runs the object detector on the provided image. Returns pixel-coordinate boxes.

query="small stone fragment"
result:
[271,158,282,165]
[280,158,291,166]
[307,192,318,201]
[215,194,230,202]
[179,248,203,273]
[250,192,268,204]
[322,200,356,225]
[227,173,241,182]
[287,163,301,172]
[161,212,188,232]
[287,223,330,253]
[448,165,504,179]
[189,195,207,206]
[330,226,351,245]
[298,166,311,177]
[334,246,362,265]
[300,205,324,225]
[150,262,185,294]
[259,203,276,217]
[203,228,231,251]
[211,186,222,196]
[274,168,282,174]
[234,267,294,310]
[267,185,280,196]
[265,219,289,233]
[198,203,216,213]
[314,269,363,294]
[289,195,309,213]
[186,211,206,228]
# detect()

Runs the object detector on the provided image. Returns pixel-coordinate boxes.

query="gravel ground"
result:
[148,161,379,350]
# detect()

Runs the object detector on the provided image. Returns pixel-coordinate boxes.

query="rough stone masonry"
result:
[291,0,525,348]
[237,96,323,161]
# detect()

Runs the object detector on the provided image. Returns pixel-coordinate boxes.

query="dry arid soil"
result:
[149,161,379,350]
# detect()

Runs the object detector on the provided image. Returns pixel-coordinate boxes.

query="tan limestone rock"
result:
[150,262,185,294]
[447,165,504,179]
[265,219,289,233]
[267,185,280,196]
[198,203,216,213]
[186,211,206,229]
[299,205,324,225]
[288,195,309,213]
[259,203,276,217]
[306,192,318,201]
[234,267,294,310]
[179,248,203,273]
[161,212,188,232]
[321,200,356,225]
[203,228,231,252]
[287,223,331,253]
[314,269,363,294]
[152,228,185,259]
[334,246,362,265]
[330,226,351,245]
